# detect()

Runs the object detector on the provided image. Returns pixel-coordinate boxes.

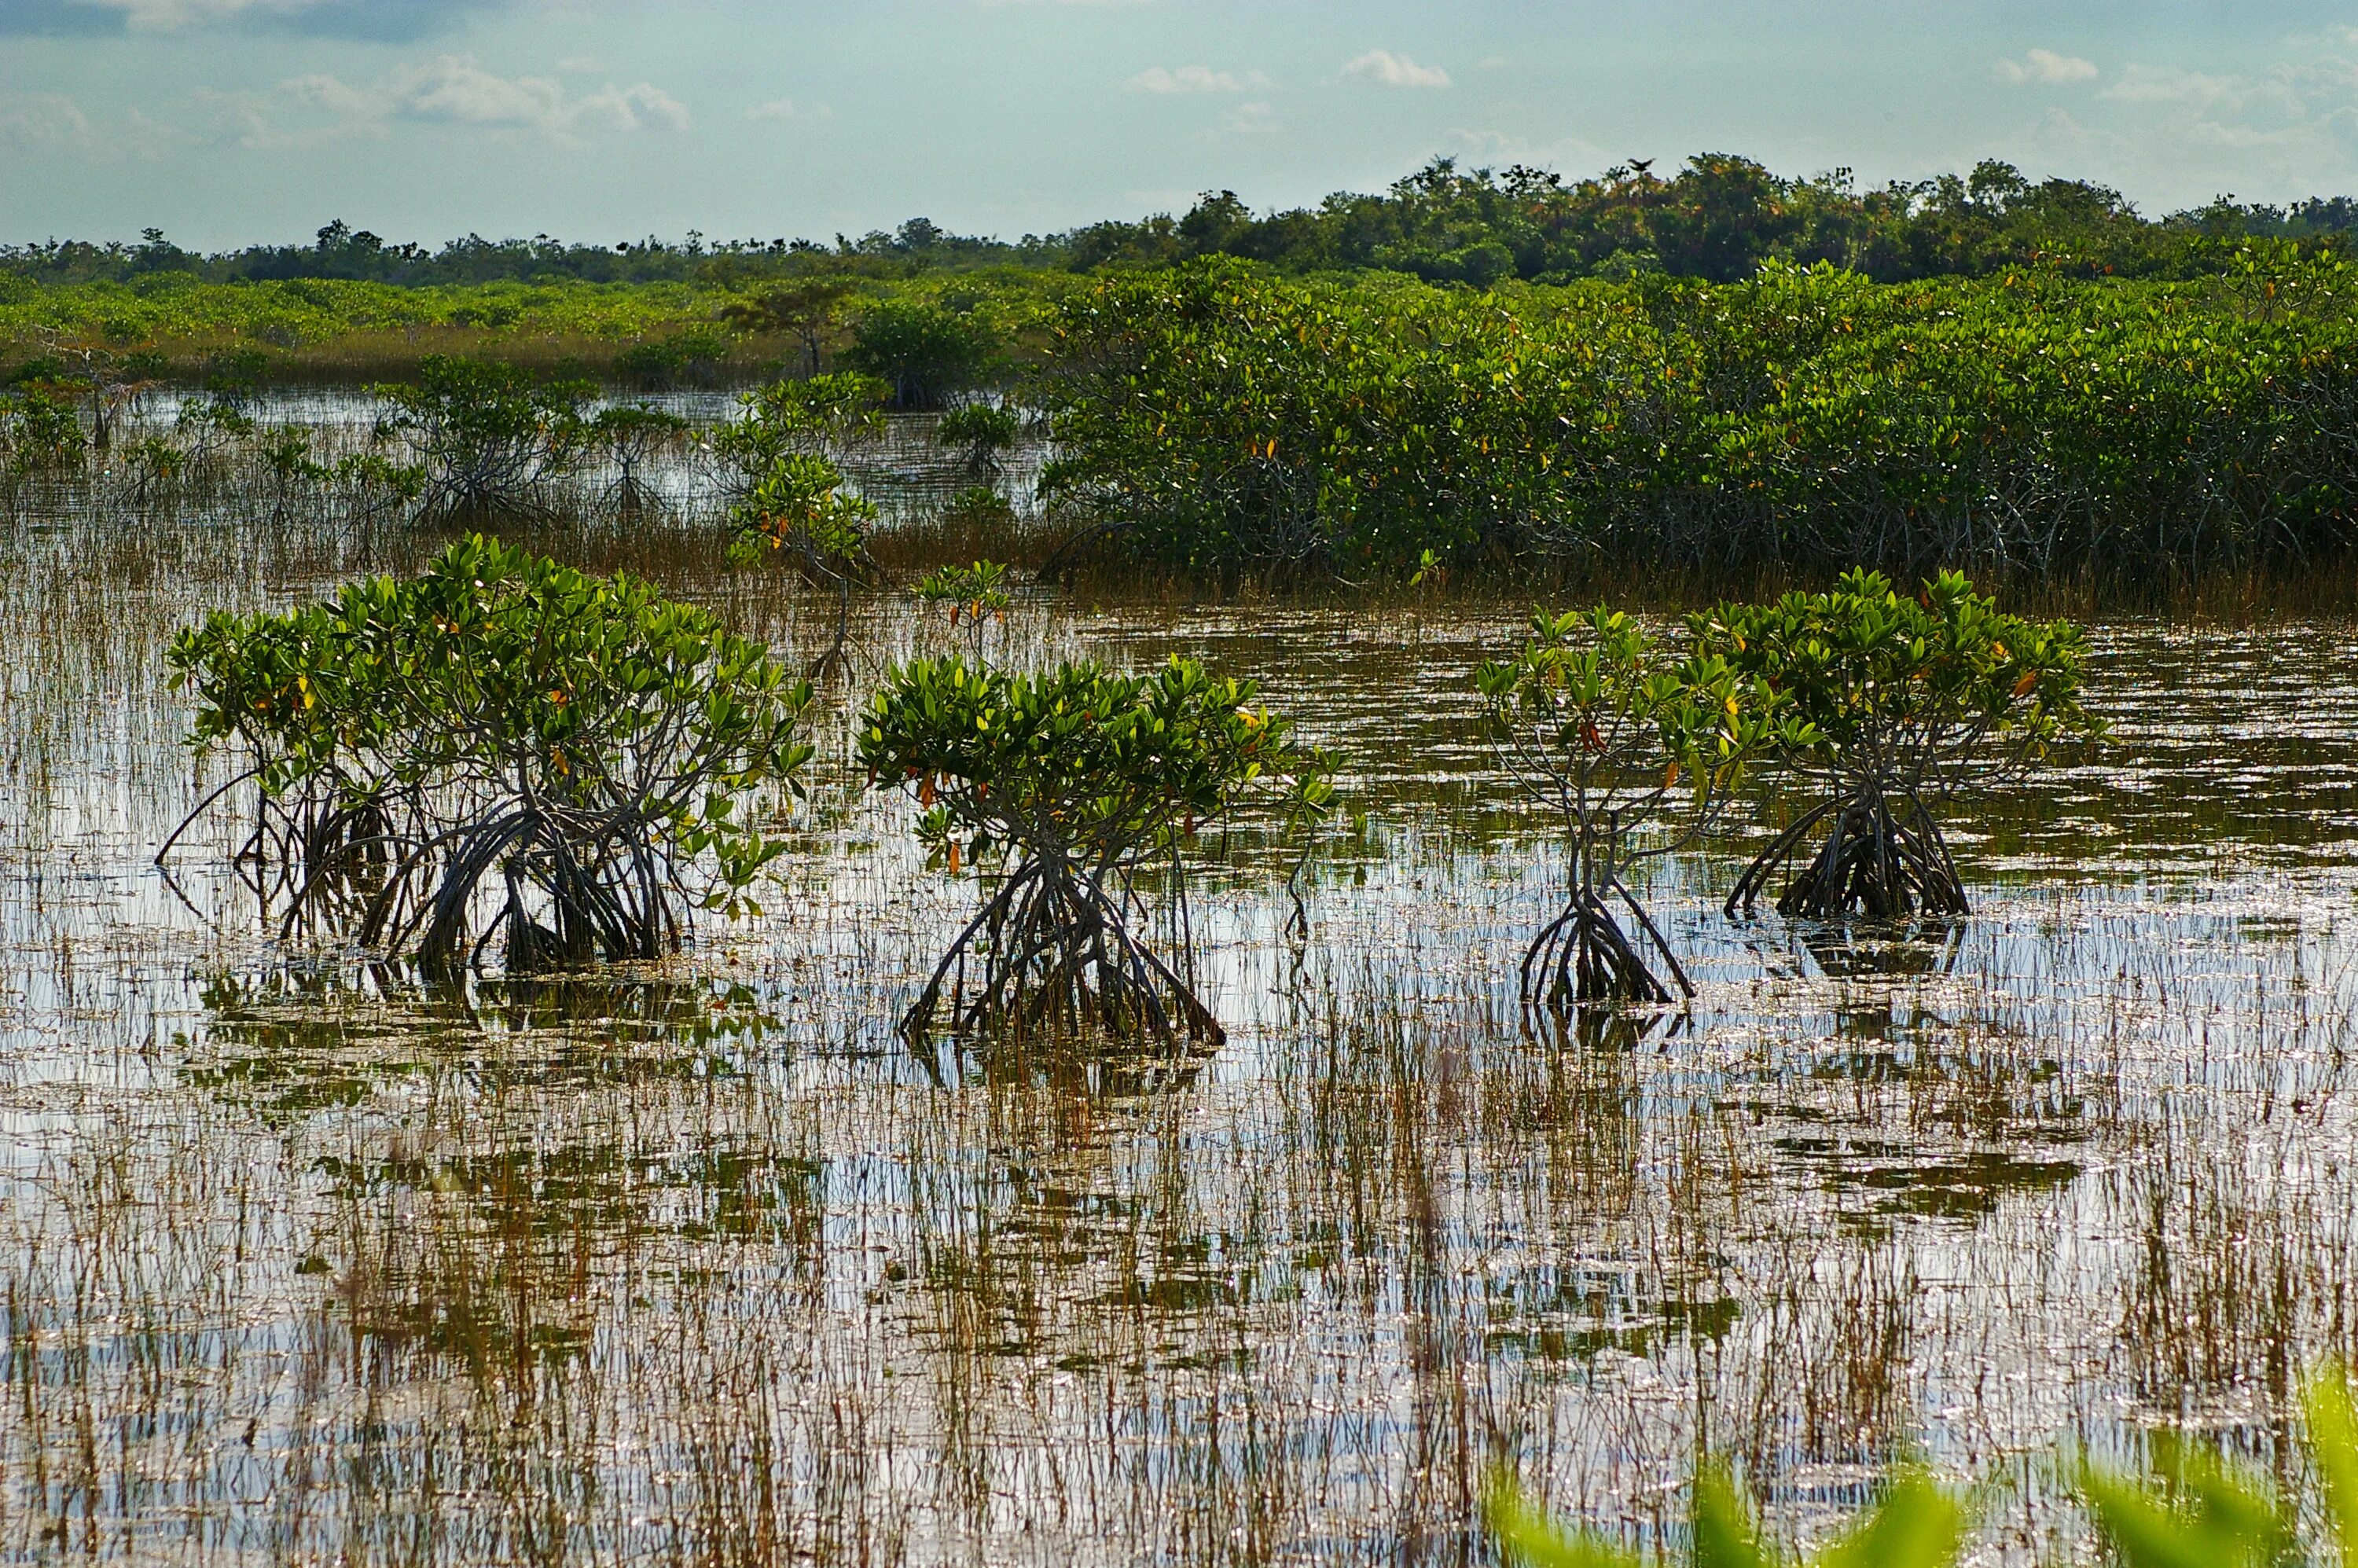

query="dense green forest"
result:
[9,151,2358,289]
[1036,256,2358,586]
[9,149,2358,593]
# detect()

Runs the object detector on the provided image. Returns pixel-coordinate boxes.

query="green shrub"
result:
[6,354,71,387]
[1476,608,1798,1005]
[709,372,888,492]
[727,450,873,575]
[328,450,424,518]
[586,402,692,510]
[165,534,813,974]
[842,299,996,409]
[911,560,1011,621]
[202,346,271,403]
[935,402,1023,472]
[1034,255,2358,582]
[912,560,1011,659]
[0,387,86,471]
[1035,259,1581,575]
[1694,570,2095,920]
[1489,1458,1963,1567]
[120,435,185,501]
[370,355,592,520]
[614,326,729,390]
[858,655,1331,1046]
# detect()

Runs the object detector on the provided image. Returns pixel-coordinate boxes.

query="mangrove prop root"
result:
[1728,787,1969,920]
[1522,882,1680,1008]
[209,775,689,977]
[904,857,1224,1050]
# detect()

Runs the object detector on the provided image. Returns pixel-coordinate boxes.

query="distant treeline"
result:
[10,153,2358,289]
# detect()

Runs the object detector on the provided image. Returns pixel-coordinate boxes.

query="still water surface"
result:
[0,487,2353,1563]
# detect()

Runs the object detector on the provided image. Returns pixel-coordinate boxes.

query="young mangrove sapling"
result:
[1694,569,2095,920]
[587,402,692,516]
[859,655,1333,1048]
[164,534,813,975]
[714,373,887,678]
[370,356,593,522]
[911,560,1012,659]
[1476,607,1796,1007]
[935,402,1023,476]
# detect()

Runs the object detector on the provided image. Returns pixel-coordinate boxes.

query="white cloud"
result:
[1228,101,1280,134]
[0,94,97,150]
[1996,49,2099,86]
[1128,65,1262,94]
[249,54,689,143]
[1997,39,2358,209]
[0,93,180,158]
[395,57,564,124]
[1344,50,1451,89]
[67,0,316,26]
[747,97,799,121]
[566,82,689,133]
[2099,64,2275,109]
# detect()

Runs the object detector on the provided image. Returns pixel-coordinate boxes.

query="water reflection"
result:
[0,493,2354,1562]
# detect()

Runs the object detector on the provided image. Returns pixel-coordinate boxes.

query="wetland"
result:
[0,395,2354,1564]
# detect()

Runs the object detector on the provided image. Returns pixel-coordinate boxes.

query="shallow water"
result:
[0,474,2355,1563]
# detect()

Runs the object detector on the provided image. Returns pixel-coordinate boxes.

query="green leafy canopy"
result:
[858,654,1333,872]
[1689,569,2099,781]
[1476,605,1809,820]
[168,534,814,931]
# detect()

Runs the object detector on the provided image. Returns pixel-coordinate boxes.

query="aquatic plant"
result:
[1476,607,1794,1005]
[173,395,255,468]
[2076,1367,2358,1567]
[119,434,185,502]
[1694,571,2094,920]
[841,299,996,409]
[912,558,1010,608]
[935,402,1022,474]
[911,558,1012,666]
[586,402,692,513]
[1036,256,2358,583]
[0,387,86,472]
[713,372,887,676]
[858,655,1331,1047]
[612,327,729,391]
[708,372,887,494]
[200,347,271,406]
[163,534,811,974]
[726,450,875,678]
[370,355,593,521]
[1489,1460,1964,1567]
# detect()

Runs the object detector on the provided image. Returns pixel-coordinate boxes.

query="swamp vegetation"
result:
[0,476,2354,1560]
[1,212,2357,1560]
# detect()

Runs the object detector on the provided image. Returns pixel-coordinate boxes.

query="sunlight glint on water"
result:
[0,474,2354,1564]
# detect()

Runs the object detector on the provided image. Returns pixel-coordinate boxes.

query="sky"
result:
[6,0,2358,248]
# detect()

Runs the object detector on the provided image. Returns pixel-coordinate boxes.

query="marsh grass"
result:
[0,489,2356,1562]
